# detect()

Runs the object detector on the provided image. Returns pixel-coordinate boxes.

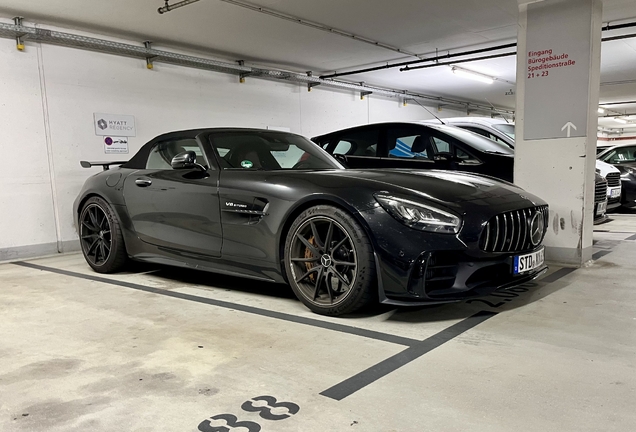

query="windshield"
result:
[493,123,516,140]
[599,146,636,164]
[429,124,514,155]
[210,131,344,170]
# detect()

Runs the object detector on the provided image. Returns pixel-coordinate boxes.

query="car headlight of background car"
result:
[374,194,462,234]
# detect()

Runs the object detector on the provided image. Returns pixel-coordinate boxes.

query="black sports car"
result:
[597,143,636,209]
[74,128,548,316]
[312,122,515,182]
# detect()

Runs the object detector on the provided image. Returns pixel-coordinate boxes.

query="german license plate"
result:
[596,201,607,216]
[609,187,621,199]
[513,248,544,275]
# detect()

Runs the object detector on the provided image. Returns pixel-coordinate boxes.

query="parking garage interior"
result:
[1,1,635,431]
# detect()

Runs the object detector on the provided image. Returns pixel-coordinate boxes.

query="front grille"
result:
[480,206,549,253]
[595,178,608,203]
[606,172,620,188]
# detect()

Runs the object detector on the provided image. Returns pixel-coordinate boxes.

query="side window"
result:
[432,134,480,164]
[146,138,208,170]
[461,126,490,138]
[333,140,353,155]
[455,146,481,164]
[460,126,507,145]
[387,127,433,160]
[432,137,451,153]
[332,128,379,156]
[605,146,636,164]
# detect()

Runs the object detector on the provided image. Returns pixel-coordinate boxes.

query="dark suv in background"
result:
[597,143,636,209]
[312,122,515,182]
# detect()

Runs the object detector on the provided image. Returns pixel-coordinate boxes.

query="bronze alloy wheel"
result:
[285,205,375,315]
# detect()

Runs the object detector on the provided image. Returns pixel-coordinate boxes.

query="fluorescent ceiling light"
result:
[598,107,605,114]
[451,67,493,84]
[614,117,628,124]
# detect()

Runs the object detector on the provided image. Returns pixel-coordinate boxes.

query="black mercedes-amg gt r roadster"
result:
[75,128,549,316]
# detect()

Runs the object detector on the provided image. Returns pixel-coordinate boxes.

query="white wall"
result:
[0,22,466,261]
[599,137,636,146]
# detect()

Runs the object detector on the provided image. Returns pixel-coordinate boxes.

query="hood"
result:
[318,168,547,214]
[596,159,620,176]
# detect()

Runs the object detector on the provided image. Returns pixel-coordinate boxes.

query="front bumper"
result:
[361,206,548,305]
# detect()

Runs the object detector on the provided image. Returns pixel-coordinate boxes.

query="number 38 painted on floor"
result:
[198,396,300,432]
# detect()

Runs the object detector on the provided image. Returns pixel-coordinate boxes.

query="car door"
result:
[123,136,223,257]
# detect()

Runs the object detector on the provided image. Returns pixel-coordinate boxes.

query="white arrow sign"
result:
[561,121,577,137]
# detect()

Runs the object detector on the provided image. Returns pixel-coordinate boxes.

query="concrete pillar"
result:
[515,0,602,266]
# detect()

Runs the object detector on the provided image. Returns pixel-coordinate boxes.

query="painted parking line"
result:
[541,267,576,283]
[13,244,615,403]
[592,250,612,260]
[320,311,496,401]
[13,261,420,347]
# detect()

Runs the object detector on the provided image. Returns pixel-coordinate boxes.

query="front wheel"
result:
[79,196,128,273]
[284,205,376,316]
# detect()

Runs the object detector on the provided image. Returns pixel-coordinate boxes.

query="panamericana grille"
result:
[605,172,620,188]
[595,178,608,203]
[480,206,549,253]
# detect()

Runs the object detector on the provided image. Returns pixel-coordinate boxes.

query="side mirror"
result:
[171,151,205,171]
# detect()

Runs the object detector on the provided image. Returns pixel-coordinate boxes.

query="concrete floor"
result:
[1,215,635,431]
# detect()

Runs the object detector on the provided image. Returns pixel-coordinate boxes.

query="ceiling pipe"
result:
[400,52,516,72]
[600,100,636,106]
[401,31,636,73]
[320,43,517,79]
[0,21,514,116]
[322,20,636,79]
[217,0,421,59]
[158,0,201,14]
[603,21,636,31]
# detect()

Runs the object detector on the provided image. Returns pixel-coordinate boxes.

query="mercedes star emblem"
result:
[529,211,544,246]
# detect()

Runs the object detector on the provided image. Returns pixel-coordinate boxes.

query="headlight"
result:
[374,194,462,234]
[621,167,636,179]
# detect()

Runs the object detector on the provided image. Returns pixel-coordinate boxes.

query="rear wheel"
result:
[79,196,128,273]
[284,205,375,316]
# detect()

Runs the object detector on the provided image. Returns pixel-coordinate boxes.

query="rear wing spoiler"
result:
[80,161,127,171]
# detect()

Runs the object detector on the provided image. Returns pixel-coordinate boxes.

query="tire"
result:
[284,205,376,316]
[79,196,128,273]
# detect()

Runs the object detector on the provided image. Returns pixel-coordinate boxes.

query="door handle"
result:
[135,178,152,187]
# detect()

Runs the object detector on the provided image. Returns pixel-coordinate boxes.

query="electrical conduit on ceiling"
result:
[0,21,514,116]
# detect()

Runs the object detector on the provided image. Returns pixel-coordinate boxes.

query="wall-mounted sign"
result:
[104,136,129,154]
[523,0,592,140]
[94,113,136,137]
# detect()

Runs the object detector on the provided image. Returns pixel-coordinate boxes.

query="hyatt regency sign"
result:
[94,113,136,137]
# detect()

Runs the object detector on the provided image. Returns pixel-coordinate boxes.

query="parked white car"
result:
[426,117,622,211]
